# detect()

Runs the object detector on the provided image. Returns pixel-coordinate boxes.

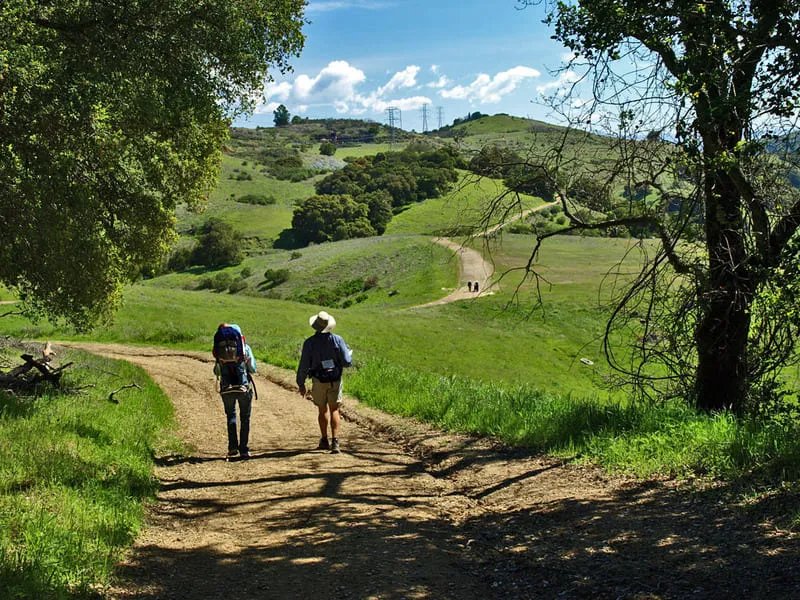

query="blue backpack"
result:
[213,325,249,394]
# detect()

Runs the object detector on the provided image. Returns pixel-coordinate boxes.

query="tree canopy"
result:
[273,104,291,127]
[512,0,800,415]
[0,0,306,328]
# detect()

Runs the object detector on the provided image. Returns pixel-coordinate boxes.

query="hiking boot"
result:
[227,449,239,457]
[330,438,340,454]
[240,450,250,459]
[317,437,330,450]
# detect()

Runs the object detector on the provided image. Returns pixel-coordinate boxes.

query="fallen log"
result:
[1,349,73,390]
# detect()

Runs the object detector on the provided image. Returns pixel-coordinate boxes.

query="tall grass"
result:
[0,348,177,599]
[347,360,800,479]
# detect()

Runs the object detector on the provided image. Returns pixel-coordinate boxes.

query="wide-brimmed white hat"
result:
[309,311,336,333]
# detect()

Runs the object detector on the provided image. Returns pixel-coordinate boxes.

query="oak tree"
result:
[514,0,800,414]
[0,0,306,328]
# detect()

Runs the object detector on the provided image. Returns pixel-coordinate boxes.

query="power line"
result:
[386,107,402,145]
[437,106,444,130]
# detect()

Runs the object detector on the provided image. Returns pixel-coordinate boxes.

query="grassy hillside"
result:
[387,172,546,236]
[147,235,457,309]
[1,234,639,398]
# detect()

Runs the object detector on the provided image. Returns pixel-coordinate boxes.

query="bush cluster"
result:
[235,194,277,206]
[291,146,463,245]
[263,268,291,287]
[294,277,373,307]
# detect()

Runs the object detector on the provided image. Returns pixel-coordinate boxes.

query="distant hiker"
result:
[213,323,257,459]
[296,311,352,454]
[473,281,480,293]
[467,281,473,292]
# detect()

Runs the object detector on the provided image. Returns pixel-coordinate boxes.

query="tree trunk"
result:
[693,169,752,413]
[694,288,751,413]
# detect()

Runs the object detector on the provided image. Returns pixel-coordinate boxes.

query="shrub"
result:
[167,246,193,272]
[190,218,244,267]
[228,279,248,294]
[236,194,276,205]
[263,268,290,286]
[290,251,302,260]
[319,141,337,156]
[239,267,252,279]
[211,272,234,291]
[507,221,534,234]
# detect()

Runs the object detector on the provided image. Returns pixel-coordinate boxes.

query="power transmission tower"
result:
[386,107,402,145]
[436,106,444,130]
[421,104,429,133]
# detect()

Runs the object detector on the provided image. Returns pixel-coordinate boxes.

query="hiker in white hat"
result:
[296,311,352,453]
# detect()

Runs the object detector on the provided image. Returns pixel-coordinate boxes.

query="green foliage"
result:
[0,348,175,597]
[167,246,194,272]
[263,268,291,287]
[469,144,522,177]
[235,194,277,206]
[0,0,305,329]
[315,146,460,208]
[291,195,377,244]
[319,141,337,156]
[504,163,556,199]
[228,279,248,294]
[567,176,613,212]
[294,278,370,306]
[197,271,235,292]
[191,219,244,268]
[273,104,290,127]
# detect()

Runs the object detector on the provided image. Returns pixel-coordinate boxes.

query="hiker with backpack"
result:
[213,323,257,459]
[296,311,352,454]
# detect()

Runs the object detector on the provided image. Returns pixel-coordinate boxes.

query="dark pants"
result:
[222,390,252,453]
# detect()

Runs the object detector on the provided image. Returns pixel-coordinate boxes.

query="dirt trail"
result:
[62,343,798,600]
[416,202,558,308]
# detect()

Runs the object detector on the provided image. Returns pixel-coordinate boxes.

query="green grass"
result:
[0,347,177,599]
[348,360,800,480]
[147,235,457,308]
[452,114,559,135]
[0,234,629,398]
[333,143,397,159]
[0,286,16,301]
[387,172,546,236]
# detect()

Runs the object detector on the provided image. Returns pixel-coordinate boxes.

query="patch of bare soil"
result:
[65,343,799,600]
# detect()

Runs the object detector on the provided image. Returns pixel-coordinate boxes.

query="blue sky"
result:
[234,0,577,130]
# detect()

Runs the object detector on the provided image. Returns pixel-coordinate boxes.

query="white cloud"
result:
[378,66,420,96]
[367,95,432,113]
[427,75,450,89]
[440,66,541,104]
[255,101,283,115]
[536,70,580,94]
[258,61,366,113]
[255,61,431,117]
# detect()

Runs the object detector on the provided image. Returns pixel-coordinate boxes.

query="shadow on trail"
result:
[458,479,800,600]
[116,449,800,600]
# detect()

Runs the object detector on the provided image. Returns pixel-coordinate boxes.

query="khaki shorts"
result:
[310,377,343,408]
